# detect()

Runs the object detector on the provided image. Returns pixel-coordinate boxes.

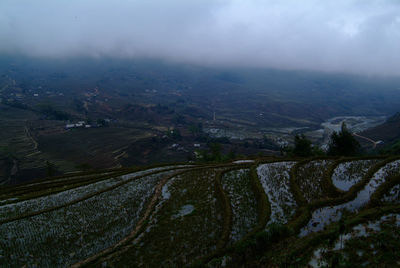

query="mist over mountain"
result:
[1,0,400,76]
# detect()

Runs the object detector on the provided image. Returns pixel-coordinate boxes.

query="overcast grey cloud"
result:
[1,0,400,75]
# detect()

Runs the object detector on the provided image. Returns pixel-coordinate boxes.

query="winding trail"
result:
[24,126,39,151]
[353,133,378,148]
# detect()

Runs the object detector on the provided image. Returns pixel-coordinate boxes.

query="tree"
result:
[97,119,107,127]
[46,161,56,177]
[209,143,222,161]
[293,134,313,157]
[168,128,181,140]
[328,122,360,156]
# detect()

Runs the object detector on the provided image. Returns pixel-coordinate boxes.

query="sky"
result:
[1,0,400,75]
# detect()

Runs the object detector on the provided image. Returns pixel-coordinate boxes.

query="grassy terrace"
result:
[295,159,334,203]
[221,168,258,245]
[0,163,192,204]
[0,170,177,267]
[0,156,400,267]
[299,159,400,237]
[108,168,224,267]
[331,159,381,191]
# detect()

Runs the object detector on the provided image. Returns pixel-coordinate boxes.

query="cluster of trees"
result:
[38,103,71,120]
[195,143,236,162]
[327,123,360,156]
[288,123,360,157]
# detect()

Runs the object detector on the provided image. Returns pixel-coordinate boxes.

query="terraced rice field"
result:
[1,157,400,267]
[257,161,297,224]
[300,159,400,237]
[0,170,176,267]
[296,160,334,203]
[221,169,258,243]
[109,169,224,267]
[308,214,400,267]
[331,159,380,191]
[382,184,400,204]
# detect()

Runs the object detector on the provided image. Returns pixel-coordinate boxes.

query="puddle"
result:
[233,160,255,164]
[173,205,194,218]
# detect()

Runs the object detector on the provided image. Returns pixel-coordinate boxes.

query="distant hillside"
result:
[2,57,400,184]
[360,112,400,142]
[357,112,400,153]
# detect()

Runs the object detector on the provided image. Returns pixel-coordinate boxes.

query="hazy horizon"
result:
[1,0,400,76]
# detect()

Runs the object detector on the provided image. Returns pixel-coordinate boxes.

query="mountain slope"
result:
[1,156,400,267]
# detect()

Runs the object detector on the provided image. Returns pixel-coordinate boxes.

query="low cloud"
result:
[1,0,400,75]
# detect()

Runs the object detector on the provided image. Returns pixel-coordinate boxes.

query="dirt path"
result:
[25,126,39,151]
[353,133,377,148]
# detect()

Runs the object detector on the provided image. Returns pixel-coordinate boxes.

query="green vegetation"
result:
[284,134,324,157]
[293,134,313,157]
[1,154,400,267]
[37,103,71,120]
[382,138,400,155]
[296,159,335,203]
[328,123,361,156]
[2,57,399,185]
[221,169,258,245]
[110,169,224,267]
[195,142,238,163]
